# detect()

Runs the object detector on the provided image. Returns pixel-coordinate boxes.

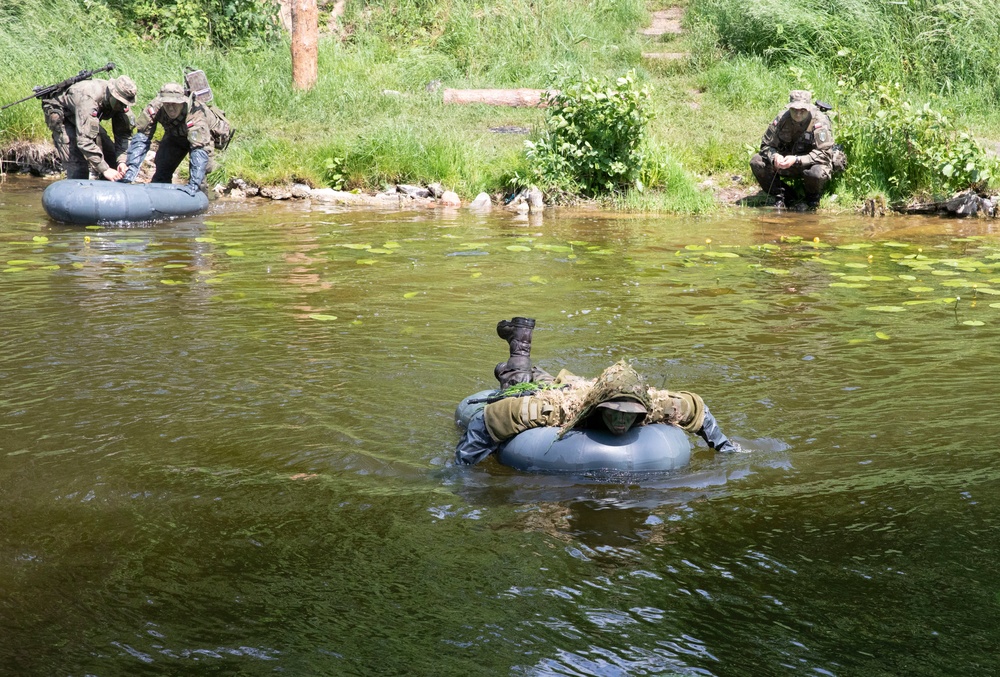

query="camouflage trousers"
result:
[750,153,832,199]
[42,100,117,180]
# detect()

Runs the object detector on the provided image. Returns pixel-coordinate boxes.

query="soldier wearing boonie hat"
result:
[123,82,214,195]
[749,89,840,210]
[41,74,136,181]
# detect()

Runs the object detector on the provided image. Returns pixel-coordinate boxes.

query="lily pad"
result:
[85,225,101,230]
[762,268,790,275]
[780,235,802,243]
[866,306,906,312]
[529,275,548,284]
[459,243,489,249]
[830,282,868,288]
[931,270,959,276]
[226,249,244,257]
[703,251,740,258]
[403,291,420,298]
[470,272,482,278]
[837,243,874,250]
[308,314,338,321]
[875,331,891,340]
[506,245,532,252]
[163,264,187,269]
[898,274,917,280]
[32,236,49,243]
[908,286,935,293]
[195,237,217,243]
[160,279,184,285]
[367,248,393,254]
[340,243,371,250]
[963,320,985,326]
[844,263,869,269]
[684,244,706,251]
[903,299,936,306]
[974,287,1000,295]
[7,260,38,265]
[990,303,1000,309]
[534,244,573,252]
[356,259,377,265]
[383,242,401,248]
[757,244,781,251]
[3,267,27,273]
[567,241,589,246]
[203,220,224,226]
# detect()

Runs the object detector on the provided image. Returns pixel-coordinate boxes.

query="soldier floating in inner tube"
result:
[40,75,137,181]
[123,83,213,195]
[456,317,745,466]
[749,89,847,210]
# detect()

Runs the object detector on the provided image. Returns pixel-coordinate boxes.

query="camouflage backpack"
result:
[184,68,235,151]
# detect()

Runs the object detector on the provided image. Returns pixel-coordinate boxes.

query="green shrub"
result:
[522,69,653,196]
[94,0,280,47]
[837,80,998,201]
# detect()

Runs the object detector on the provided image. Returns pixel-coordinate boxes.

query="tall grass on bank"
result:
[687,0,1000,102]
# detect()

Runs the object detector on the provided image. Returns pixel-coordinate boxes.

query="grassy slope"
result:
[1,0,998,212]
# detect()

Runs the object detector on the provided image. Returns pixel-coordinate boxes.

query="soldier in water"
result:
[41,75,137,180]
[123,83,213,195]
[749,89,842,210]
[456,317,743,465]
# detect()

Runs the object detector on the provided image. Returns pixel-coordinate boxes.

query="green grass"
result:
[2,0,999,210]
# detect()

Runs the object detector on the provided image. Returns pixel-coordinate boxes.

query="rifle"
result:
[0,62,116,112]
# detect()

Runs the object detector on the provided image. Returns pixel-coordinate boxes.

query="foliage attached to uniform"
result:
[521,70,653,197]
[837,79,998,202]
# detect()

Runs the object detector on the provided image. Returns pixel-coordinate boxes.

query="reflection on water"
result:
[2,175,1000,675]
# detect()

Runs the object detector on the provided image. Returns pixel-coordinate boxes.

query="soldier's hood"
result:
[558,360,651,437]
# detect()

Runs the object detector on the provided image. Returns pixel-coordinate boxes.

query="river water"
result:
[1,175,999,675]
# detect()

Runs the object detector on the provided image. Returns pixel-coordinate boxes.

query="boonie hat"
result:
[158,83,188,104]
[110,75,137,106]
[596,397,648,414]
[786,89,812,110]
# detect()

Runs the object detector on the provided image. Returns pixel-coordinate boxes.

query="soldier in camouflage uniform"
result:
[41,75,137,181]
[750,90,837,210]
[456,319,742,465]
[123,83,213,195]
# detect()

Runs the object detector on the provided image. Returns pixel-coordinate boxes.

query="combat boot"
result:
[494,317,535,389]
[772,190,786,210]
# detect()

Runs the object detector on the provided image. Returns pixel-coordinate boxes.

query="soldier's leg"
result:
[750,153,788,197]
[150,137,188,184]
[98,128,117,177]
[802,165,832,205]
[42,101,70,166]
[62,124,89,180]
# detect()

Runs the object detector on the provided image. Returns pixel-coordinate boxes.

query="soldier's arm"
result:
[648,389,743,452]
[759,114,783,163]
[111,110,134,167]
[800,112,835,168]
[184,104,213,151]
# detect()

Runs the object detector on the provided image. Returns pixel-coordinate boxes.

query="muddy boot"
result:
[494,316,535,389]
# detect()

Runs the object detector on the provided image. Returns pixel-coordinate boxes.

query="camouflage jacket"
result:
[135,96,213,150]
[54,79,134,175]
[483,361,706,443]
[759,106,835,168]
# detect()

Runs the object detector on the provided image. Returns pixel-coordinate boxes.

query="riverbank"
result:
[2,0,999,213]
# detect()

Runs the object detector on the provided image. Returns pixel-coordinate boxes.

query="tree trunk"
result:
[291,0,318,90]
[442,89,557,107]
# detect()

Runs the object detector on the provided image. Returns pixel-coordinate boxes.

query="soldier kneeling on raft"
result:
[123,83,213,195]
[749,89,847,211]
[455,317,744,466]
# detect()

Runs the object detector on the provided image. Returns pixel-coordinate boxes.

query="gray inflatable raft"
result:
[42,179,208,224]
[456,390,691,472]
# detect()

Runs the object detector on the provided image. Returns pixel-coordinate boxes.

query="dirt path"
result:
[640,7,689,62]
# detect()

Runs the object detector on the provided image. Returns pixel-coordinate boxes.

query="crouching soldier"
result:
[41,75,137,181]
[123,83,212,195]
[750,90,843,210]
[455,317,743,465]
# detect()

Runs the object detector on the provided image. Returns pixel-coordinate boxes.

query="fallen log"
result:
[442,88,557,107]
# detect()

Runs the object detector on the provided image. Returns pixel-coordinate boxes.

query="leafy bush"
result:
[95,0,280,47]
[837,80,998,201]
[522,70,653,196]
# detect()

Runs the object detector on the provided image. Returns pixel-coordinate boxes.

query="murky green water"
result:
[2,175,999,675]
